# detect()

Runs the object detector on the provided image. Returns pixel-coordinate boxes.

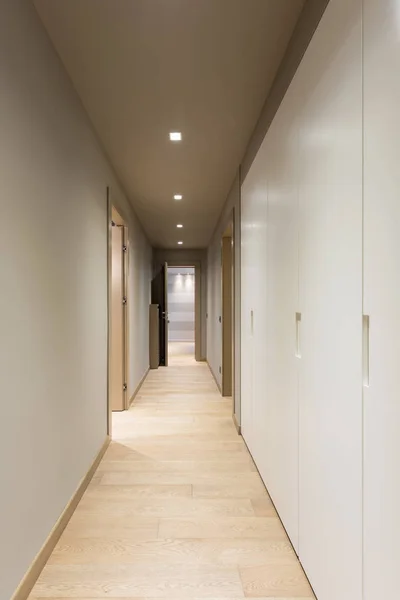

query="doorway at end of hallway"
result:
[167,266,195,362]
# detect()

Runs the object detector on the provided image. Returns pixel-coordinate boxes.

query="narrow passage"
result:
[30,342,313,599]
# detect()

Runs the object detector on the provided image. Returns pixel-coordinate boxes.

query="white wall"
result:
[207,173,240,415]
[241,1,363,599]
[0,2,151,598]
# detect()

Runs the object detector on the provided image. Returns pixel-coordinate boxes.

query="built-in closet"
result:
[241,0,400,598]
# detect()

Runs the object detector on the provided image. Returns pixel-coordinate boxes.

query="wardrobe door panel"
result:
[240,148,268,458]
[363,0,400,596]
[240,174,254,451]
[297,1,363,599]
[242,98,300,552]
[263,88,300,551]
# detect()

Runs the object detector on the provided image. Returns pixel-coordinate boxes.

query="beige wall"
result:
[207,173,241,420]
[0,2,151,598]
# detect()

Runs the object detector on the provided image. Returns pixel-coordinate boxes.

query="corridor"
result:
[28,343,313,599]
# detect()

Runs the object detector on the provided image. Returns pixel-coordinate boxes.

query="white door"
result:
[240,176,253,451]
[297,1,363,599]
[363,0,400,596]
[241,161,264,456]
[264,84,300,551]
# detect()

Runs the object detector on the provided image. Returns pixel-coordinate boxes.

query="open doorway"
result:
[151,262,169,366]
[167,266,195,361]
[152,257,202,365]
[222,221,234,398]
[108,204,129,414]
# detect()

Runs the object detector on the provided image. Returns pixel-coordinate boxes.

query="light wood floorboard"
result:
[95,460,258,473]
[29,342,313,599]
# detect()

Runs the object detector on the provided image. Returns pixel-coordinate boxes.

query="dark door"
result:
[151,262,168,366]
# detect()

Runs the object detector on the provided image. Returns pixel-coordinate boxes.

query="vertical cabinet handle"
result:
[295,312,302,358]
[250,309,254,336]
[363,315,370,387]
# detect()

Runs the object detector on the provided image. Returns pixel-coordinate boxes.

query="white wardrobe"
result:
[241,0,400,598]
[363,0,400,597]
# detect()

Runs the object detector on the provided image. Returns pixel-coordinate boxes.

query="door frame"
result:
[151,262,169,366]
[107,188,112,435]
[163,260,201,361]
[221,235,233,397]
[163,262,169,366]
[221,209,236,421]
[107,188,130,426]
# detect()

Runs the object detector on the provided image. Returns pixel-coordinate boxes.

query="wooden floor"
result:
[29,342,314,599]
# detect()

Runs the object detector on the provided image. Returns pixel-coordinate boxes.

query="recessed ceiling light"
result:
[174,194,183,200]
[178,241,183,245]
[169,132,182,141]
[177,224,183,228]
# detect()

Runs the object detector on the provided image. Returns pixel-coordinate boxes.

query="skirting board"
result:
[207,360,222,393]
[233,412,241,435]
[11,435,111,600]
[206,362,240,435]
[129,367,150,407]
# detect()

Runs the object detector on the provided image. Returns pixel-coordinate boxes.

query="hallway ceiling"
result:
[33,0,305,248]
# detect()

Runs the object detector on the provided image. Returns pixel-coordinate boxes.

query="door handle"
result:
[363,315,370,387]
[295,312,301,358]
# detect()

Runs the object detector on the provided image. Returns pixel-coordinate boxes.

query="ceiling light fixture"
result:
[177,224,183,228]
[169,132,182,141]
[178,241,183,245]
[174,194,183,200]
